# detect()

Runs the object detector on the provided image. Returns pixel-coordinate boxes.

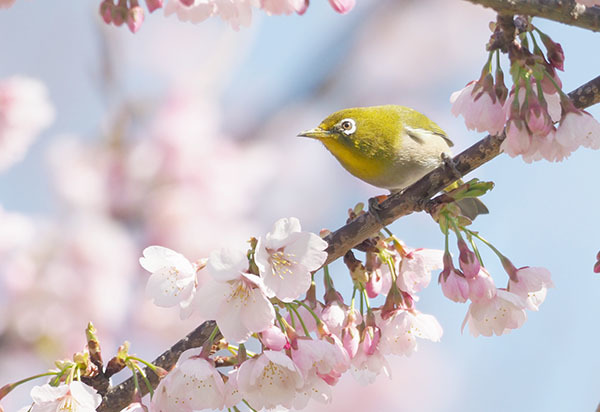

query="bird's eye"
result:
[340,118,356,135]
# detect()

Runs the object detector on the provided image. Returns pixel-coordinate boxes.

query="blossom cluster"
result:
[0,76,54,173]
[98,0,355,33]
[450,18,600,162]
[129,207,552,411]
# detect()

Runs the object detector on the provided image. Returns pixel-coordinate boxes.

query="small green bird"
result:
[298,105,487,218]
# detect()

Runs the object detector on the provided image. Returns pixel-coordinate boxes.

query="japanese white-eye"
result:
[298,105,487,218]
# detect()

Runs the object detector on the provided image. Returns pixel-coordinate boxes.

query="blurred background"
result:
[0,0,599,411]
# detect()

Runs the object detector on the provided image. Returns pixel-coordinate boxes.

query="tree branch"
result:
[96,75,600,411]
[97,321,219,412]
[464,0,600,32]
[322,74,600,265]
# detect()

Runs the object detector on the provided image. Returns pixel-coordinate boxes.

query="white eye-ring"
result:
[340,118,356,135]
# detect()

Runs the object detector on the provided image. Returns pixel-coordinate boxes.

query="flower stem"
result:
[288,303,310,336]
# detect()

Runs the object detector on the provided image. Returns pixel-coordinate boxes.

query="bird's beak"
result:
[297,127,331,139]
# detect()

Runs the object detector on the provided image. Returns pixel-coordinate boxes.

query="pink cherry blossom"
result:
[0,0,15,8]
[501,118,532,158]
[260,0,306,15]
[320,301,346,336]
[378,310,443,356]
[350,333,391,385]
[29,381,101,412]
[237,350,304,410]
[462,289,527,337]
[192,248,275,343]
[466,268,496,302]
[292,337,350,386]
[139,246,197,311]
[450,81,506,135]
[508,266,553,311]
[260,324,288,351]
[396,247,443,295]
[0,76,54,173]
[328,0,355,14]
[164,0,253,31]
[151,348,225,411]
[293,373,332,409]
[555,111,600,151]
[255,217,328,302]
[440,268,470,303]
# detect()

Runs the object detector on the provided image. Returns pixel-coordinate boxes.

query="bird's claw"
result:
[368,195,388,227]
[441,152,461,181]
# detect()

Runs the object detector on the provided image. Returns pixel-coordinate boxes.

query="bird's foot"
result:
[441,152,462,181]
[368,195,391,234]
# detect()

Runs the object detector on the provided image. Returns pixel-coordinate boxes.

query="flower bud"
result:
[260,325,288,351]
[127,5,145,33]
[328,0,355,14]
[99,0,113,24]
[440,269,470,303]
[145,0,163,12]
[457,238,480,279]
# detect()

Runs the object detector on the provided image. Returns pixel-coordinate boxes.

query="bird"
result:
[298,105,487,219]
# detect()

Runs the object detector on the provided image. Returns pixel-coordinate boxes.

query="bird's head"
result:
[297,106,401,148]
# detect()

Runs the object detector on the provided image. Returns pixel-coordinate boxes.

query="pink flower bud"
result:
[111,4,127,26]
[328,0,355,14]
[341,324,360,358]
[179,0,195,6]
[500,256,519,282]
[457,238,480,279]
[365,269,383,298]
[99,0,114,24]
[260,325,288,351]
[441,269,470,303]
[145,0,163,12]
[127,6,145,33]
[296,0,309,15]
[361,325,381,356]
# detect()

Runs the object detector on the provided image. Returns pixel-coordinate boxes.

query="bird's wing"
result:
[404,126,454,148]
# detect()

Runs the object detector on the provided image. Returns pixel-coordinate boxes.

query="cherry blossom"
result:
[508,267,553,311]
[396,247,444,296]
[164,0,253,31]
[450,80,506,136]
[151,348,225,412]
[462,289,527,337]
[255,217,328,302]
[292,337,350,386]
[350,331,391,385]
[555,111,600,151]
[191,248,275,343]
[29,381,101,412]
[466,268,496,303]
[236,350,304,410]
[260,0,307,15]
[440,268,470,303]
[378,310,443,356]
[139,246,199,312]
